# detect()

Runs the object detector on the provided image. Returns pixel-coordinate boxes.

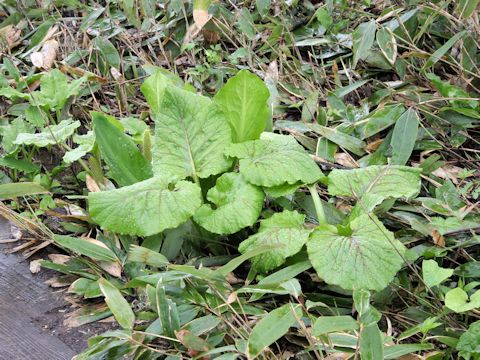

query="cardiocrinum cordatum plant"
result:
[57,68,422,359]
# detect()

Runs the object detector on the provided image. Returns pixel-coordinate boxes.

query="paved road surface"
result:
[0,217,75,360]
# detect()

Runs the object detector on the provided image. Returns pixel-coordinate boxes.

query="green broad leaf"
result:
[150,85,232,180]
[214,69,270,143]
[264,182,302,198]
[360,324,384,360]
[63,131,95,164]
[457,320,480,360]
[1,117,34,154]
[88,177,202,236]
[308,123,366,156]
[193,172,264,235]
[93,112,152,187]
[154,283,180,337]
[98,278,135,329]
[422,260,453,288]
[93,36,120,69]
[327,165,421,218]
[456,0,480,18]
[376,27,397,65]
[14,119,80,147]
[352,20,376,68]
[238,210,311,273]
[426,73,477,109]
[215,245,275,277]
[225,133,322,187]
[140,70,184,116]
[445,288,480,313]
[307,214,406,291]
[247,303,302,359]
[390,109,419,165]
[356,104,405,139]
[312,316,358,335]
[0,182,48,199]
[54,235,118,262]
[384,344,434,359]
[127,245,169,267]
[32,69,86,111]
[423,31,467,69]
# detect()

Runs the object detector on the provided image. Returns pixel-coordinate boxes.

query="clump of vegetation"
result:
[0,0,479,359]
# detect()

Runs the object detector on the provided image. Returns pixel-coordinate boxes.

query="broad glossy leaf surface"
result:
[226,133,322,187]
[194,172,264,234]
[308,214,406,290]
[89,177,202,236]
[239,210,311,273]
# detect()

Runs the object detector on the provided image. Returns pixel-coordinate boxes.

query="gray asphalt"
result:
[0,216,75,360]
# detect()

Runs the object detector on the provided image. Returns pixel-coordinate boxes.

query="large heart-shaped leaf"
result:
[225,133,322,187]
[214,69,270,143]
[445,288,480,313]
[328,165,421,218]
[150,85,232,180]
[239,210,311,273]
[88,177,202,236]
[307,214,406,291]
[194,172,264,235]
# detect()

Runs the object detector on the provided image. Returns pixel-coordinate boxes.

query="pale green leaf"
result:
[63,131,95,164]
[376,27,397,65]
[422,260,453,288]
[14,119,80,147]
[248,303,302,359]
[308,123,366,156]
[194,172,264,235]
[151,86,232,180]
[356,104,405,139]
[312,316,358,335]
[128,245,169,267]
[456,0,480,18]
[445,288,480,313]
[32,69,86,111]
[0,182,48,199]
[307,214,406,291]
[384,344,434,359]
[93,36,120,68]
[214,69,270,143]
[457,320,480,360]
[93,112,152,186]
[88,177,202,236]
[98,278,135,329]
[141,70,183,116]
[225,133,322,187]
[423,31,467,69]
[360,324,384,360]
[352,20,376,68]
[54,235,118,262]
[327,165,421,218]
[390,109,419,165]
[1,117,34,154]
[239,210,311,273]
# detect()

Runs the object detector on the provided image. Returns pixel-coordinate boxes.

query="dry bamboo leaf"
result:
[0,25,21,51]
[29,259,42,273]
[30,39,59,70]
[86,174,101,192]
[431,229,445,247]
[48,253,71,264]
[432,165,464,184]
[98,260,122,278]
[334,153,359,168]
